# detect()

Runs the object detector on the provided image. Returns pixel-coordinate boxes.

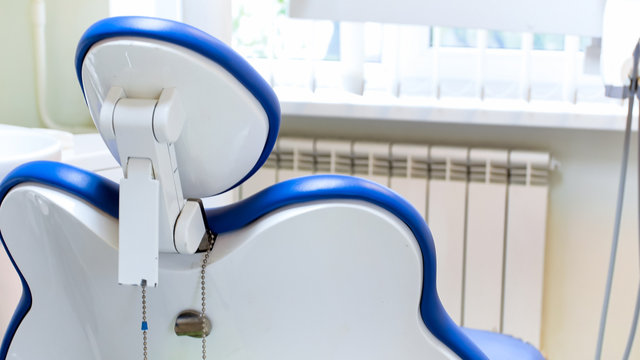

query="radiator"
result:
[239,137,550,348]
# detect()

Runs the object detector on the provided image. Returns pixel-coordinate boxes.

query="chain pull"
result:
[140,230,216,360]
[200,230,216,360]
[141,279,148,360]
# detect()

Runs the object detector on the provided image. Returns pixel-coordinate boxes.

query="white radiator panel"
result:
[353,141,390,186]
[390,144,429,219]
[463,182,507,332]
[235,137,551,345]
[315,139,352,175]
[463,149,509,332]
[391,178,428,218]
[277,137,315,181]
[502,185,547,348]
[427,179,466,325]
[427,146,469,325]
[241,167,277,198]
[502,151,550,348]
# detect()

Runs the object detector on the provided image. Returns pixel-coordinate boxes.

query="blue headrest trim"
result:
[74,16,280,194]
[205,175,489,360]
[0,161,118,359]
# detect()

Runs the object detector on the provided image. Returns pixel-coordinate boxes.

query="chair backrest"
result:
[0,162,488,359]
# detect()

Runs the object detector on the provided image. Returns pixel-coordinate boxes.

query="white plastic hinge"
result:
[104,87,207,286]
[174,200,207,254]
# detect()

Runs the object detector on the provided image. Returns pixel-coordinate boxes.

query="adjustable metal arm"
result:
[604,41,640,100]
[595,40,640,360]
[100,87,207,287]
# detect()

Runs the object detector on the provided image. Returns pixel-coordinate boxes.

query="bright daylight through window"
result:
[231,0,622,129]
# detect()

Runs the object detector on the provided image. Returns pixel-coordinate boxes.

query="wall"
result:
[0,0,107,129]
[282,114,640,360]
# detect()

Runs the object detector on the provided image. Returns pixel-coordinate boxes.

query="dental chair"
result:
[0,17,544,360]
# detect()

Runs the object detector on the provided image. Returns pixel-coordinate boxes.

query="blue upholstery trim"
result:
[462,328,545,360]
[0,245,30,360]
[74,16,280,194]
[0,161,118,359]
[206,175,490,360]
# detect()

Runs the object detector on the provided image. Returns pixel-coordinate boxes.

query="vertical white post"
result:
[563,35,580,104]
[431,27,441,99]
[520,33,534,102]
[463,149,508,332]
[182,0,232,44]
[502,151,550,348]
[427,146,468,324]
[340,22,365,95]
[381,24,401,97]
[309,21,321,93]
[396,25,431,98]
[476,29,488,100]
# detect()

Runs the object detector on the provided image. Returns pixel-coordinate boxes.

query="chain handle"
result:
[139,230,216,360]
[141,280,148,360]
[201,230,216,360]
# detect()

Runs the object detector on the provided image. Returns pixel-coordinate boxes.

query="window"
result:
[233,0,611,106]
[109,0,626,128]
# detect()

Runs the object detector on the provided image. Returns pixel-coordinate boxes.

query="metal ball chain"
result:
[138,230,216,360]
[200,230,216,360]
[141,280,148,360]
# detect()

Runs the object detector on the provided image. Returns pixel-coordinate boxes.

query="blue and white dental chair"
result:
[0,17,544,360]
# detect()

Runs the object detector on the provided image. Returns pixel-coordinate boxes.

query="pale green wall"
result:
[0,0,108,129]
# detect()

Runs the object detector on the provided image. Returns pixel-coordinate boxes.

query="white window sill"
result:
[277,87,631,132]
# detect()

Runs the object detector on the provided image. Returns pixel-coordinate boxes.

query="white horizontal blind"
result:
[239,137,551,344]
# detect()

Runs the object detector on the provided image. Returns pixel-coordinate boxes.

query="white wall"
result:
[281,114,640,360]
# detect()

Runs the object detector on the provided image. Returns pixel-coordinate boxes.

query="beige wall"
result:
[282,115,640,360]
[0,0,107,129]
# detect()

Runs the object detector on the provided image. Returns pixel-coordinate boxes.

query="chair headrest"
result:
[76,16,280,197]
